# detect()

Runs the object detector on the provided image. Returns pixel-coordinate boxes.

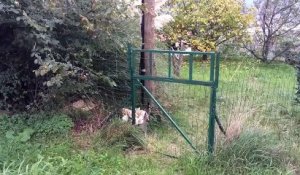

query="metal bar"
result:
[215,53,220,88]
[131,80,136,125]
[168,52,172,78]
[133,75,214,86]
[128,45,136,125]
[138,82,199,153]
[208,87,217,153]
[149,52,153,75]
[208,53,216,153]
[132,48,215,55]
[189,54,193,80]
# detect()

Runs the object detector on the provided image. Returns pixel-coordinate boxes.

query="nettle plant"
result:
[0,0,139,111]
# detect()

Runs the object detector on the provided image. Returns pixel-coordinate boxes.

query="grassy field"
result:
[1,58,300,175]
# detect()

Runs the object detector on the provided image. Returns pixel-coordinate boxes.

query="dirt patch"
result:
[71,131,95,149]
[125,146,149,156]
[65,99,112,133]
[166,143,181,157]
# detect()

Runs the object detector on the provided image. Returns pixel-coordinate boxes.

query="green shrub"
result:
[0,113,73,137]
[0,0,138,111]
[0,112,74,165]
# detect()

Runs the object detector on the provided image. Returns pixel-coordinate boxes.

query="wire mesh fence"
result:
[142,81,211,156]
[119,48,298,157]
[128,49,218,156]
[215,60,298,147]
[150,60,296,157]
[216,60,297,125]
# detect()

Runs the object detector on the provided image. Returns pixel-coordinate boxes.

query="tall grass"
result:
[145,57,299,173]
[177,130,294,175]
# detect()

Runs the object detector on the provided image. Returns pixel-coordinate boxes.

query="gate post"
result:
[208,88,217,153]
[208,53,217,153]
[128,45,136,125]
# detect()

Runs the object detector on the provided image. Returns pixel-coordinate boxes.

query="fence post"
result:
[208,53,216,153]
[168,52,172,78]
[215,53,220,88]
[189,54,193,80]
[128,45,136,125]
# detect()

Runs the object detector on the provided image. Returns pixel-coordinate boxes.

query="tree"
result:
[160,0,253,51]
[245,0,300,62]
[140,0,156,105]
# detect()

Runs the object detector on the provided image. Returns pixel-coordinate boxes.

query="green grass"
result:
[1,58,300,175]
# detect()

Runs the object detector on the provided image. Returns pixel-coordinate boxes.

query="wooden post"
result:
[140,0,156,106]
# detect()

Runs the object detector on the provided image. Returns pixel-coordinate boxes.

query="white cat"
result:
[121,107,149,125]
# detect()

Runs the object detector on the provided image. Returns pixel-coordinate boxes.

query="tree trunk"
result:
[172,40,183,76]
[140,0,146,105]
[140,0,156,106]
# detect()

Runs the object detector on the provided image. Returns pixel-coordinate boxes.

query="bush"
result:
[0,112,73,165]
[0,0,139,111]
[218,44,249,60]
[0,113,74,137]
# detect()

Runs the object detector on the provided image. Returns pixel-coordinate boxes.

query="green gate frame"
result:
[127,45,220,153]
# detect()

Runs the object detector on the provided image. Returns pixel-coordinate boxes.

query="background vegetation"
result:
[0,0,300,174]
[0,0,139,111]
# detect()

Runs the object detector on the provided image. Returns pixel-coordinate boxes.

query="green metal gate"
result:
[127,45,220,153]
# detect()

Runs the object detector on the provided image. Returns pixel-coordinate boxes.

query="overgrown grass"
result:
[150,57,299,173]
[1,58,300,174]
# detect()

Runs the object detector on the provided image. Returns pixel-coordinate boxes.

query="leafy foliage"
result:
[0,112,74,164]
[0,0,139,111]
[0,113,74,137]
[161,0,253,51]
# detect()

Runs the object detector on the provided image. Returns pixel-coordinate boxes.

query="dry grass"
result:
[224,105,260,142]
